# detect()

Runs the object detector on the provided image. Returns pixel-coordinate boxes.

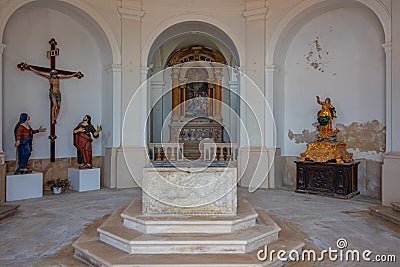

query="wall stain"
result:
[305,36,329,73]
[288,120,385,154]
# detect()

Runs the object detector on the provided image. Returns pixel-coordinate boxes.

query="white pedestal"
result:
[382,153,400,206]
[6,172,43,201]
[68,168,100,192]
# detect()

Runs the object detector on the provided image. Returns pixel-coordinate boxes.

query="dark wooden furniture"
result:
[295,161,360,199]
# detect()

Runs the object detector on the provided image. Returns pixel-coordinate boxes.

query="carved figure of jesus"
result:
[23,63,81,124]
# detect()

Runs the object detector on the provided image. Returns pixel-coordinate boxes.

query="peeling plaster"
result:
[288,129,317,144]
[305,36,329,72]
[288,122,318,144]
[288,120,385,160]
[336,120,385,154]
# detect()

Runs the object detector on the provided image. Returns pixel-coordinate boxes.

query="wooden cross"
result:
[17,38,84,162]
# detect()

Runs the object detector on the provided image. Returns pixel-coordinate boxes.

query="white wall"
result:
[283,7,385,158]
[3,6,103,160]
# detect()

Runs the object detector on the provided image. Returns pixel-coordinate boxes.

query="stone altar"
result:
[142,161,237,215]
[73,161,304,266]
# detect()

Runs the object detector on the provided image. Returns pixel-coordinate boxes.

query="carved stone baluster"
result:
[226,146,231,161]
[156,145,162,161]
[217,147,222,161]
[170,145,176,161]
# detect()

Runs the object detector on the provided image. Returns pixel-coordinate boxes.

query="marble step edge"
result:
[97,207,280,254]
[370,205,400,226]
[74,239,303,267]
[392,202,400,212]
[121,199,259,234]
[97,223,279,254]
[73,209,304,267]
[0,205,19,221]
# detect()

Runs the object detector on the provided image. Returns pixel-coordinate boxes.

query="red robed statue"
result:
[73,115,102,169]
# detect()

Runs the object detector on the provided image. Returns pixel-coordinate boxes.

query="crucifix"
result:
[17,38,84,162]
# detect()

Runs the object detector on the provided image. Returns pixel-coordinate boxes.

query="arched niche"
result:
[1,0,121,163]
[267,0,391,157]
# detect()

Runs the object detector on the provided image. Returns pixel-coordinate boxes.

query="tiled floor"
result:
[0,187,399,266]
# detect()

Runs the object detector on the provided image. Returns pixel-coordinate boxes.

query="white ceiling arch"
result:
[142,15,245,68]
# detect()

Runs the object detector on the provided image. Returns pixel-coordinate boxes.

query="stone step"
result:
[122,199,258,234]
[370,205,400,226]
[392,202,400,213]
[97,205,280,255]
[0,204,19,221]
[73,208,304,267]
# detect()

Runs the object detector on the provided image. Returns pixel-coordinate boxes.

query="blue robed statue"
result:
[14,113,46,174]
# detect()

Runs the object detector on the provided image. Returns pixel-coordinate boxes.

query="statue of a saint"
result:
[14,113,46,174]
[300,96,352,163]
[73,115,102,169]
[316,96,338,140]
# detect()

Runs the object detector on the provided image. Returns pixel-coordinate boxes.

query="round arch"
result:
[142,14,245,67]
[267,0,392,154]
[0,0,121,65]
[268,0,391,65]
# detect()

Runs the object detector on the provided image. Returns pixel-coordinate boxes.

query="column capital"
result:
[0,44,6,54]
[0,151,4,165]
[140,66,150,74]
[243,1,268,21]
[150,81,165,91]
[105,64,122,73]
[171,68,180,79]
[150,81,165,86]
[265,64,278,73]
[236,66,247,74]
[382,42,392,53]
[118,7,144,21]
[214,68,223,79]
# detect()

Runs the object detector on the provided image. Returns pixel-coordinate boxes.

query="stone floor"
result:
[0,187,399,267]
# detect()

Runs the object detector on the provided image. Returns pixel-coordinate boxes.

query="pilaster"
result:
[171,68,180,118]
[382,42,392,153]
[381,0,400,206]
[214,68,223,118]
[0,44,6,152]
[104,64,122,148]
[119,1,144,147]
[150,81,165,143]
[264,64,277,149]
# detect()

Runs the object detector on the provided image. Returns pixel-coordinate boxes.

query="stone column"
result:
[229,80,239,143]
[207,80,214,117]
[214,68,223,119]
[171,68,180,118]
[382,1,400,206]
[179,84,185,117]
